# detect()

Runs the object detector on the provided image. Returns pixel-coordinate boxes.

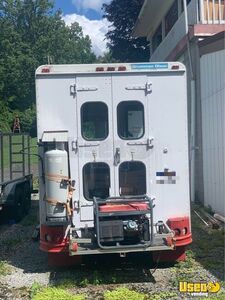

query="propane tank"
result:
[44,148,69,221]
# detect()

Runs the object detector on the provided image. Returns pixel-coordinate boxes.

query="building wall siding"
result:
[200,49,225,214]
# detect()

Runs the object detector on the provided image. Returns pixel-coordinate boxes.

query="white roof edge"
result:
[36,62,186,75]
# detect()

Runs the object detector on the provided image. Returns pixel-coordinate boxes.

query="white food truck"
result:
[35,62,192,265]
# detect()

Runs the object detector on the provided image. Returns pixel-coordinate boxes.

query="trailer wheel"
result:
[13,186,25,222]
[23,182,31,214]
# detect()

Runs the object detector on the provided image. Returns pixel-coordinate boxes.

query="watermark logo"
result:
[179,281,220,297]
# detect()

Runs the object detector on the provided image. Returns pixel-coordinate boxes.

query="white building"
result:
[134,0,225,215]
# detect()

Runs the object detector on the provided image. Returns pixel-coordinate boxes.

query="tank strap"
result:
[44,181,75,217]
[45,197,66,206]
[45,173,69,183]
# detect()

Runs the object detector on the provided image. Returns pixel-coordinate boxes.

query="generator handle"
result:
[95,195,154,205]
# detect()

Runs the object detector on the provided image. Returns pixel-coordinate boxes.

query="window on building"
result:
[152,23,162,52]
[83,163,110,200]
[117,101,144,140]
[165,0,179,35]
[81,102,108,140]
[119,161,146,196]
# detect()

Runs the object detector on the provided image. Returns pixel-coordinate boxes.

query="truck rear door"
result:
[111,73,153,197]
[75,74,115,222]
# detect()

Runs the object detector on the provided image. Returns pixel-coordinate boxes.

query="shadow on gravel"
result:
[48,253,164,286]
[189,205,225,282]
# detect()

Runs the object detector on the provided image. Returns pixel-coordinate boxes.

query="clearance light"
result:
[41,67,50,73]
[171,65,180,70]
[96,67,104,72]
[118,66,127,71]
[107,67,115,71]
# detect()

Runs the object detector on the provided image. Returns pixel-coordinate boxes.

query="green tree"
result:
[103,0,149,62]
[0,0,96,134]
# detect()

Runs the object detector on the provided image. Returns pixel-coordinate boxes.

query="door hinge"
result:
[147,137,154,149]
[146,82,152,93]
[70,84,76,97]
[72,140,78,153]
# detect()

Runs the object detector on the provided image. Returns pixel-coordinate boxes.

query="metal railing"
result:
[0,133,31,183]
[199,0,225,24]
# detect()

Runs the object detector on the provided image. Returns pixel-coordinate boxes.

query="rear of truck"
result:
[36,62,192,265]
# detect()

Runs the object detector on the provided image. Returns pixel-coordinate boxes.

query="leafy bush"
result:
[104,287,147,300]
[32,287,85,300]
[19,106,37,137]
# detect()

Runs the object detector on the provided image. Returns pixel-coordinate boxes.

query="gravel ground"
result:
[0,200,224,300]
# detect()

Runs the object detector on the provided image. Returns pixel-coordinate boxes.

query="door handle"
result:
[79,143,100,147]
[127,137,154,150]
[114,147,120,166]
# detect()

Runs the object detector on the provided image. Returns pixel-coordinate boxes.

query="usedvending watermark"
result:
[179,281,221,297]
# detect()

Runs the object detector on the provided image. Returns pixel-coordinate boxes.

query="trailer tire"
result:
[23,182,31,214]
[13,186,25,222]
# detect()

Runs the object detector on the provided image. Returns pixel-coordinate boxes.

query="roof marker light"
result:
[171,65,180,70]
[96,67,104,72]
[41,67,50,73]
[107,67,115,71]
[118,66,127,71]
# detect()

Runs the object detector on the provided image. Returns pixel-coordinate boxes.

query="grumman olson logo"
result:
[179,281,220,297]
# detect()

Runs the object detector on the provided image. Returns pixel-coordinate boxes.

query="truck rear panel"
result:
[36,63,192,263]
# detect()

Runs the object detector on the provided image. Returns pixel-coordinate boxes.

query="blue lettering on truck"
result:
[131,63,169,70]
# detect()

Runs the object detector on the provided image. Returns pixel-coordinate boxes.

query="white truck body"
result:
[36,63,192,262]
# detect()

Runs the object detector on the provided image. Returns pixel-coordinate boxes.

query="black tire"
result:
[13,186,25,222]
[23,182,31,214]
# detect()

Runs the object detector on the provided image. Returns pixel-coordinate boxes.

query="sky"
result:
[54,0,111,56]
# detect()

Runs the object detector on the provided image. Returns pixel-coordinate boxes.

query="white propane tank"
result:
[44,149,69,220]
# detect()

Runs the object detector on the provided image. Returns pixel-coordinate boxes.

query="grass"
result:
[30,284,85,300]
[104,287,147,300]
[53,269,123,289]
[0,261,11,276]
[190,203,225,280]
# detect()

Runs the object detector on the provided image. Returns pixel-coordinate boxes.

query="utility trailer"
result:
[0,133,32,221]
[35,62,192,265]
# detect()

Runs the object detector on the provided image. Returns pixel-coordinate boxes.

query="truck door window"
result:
[83,162,110,200]
[81,102,108,140]
[119,161,146,196]
[117,101,144,139]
